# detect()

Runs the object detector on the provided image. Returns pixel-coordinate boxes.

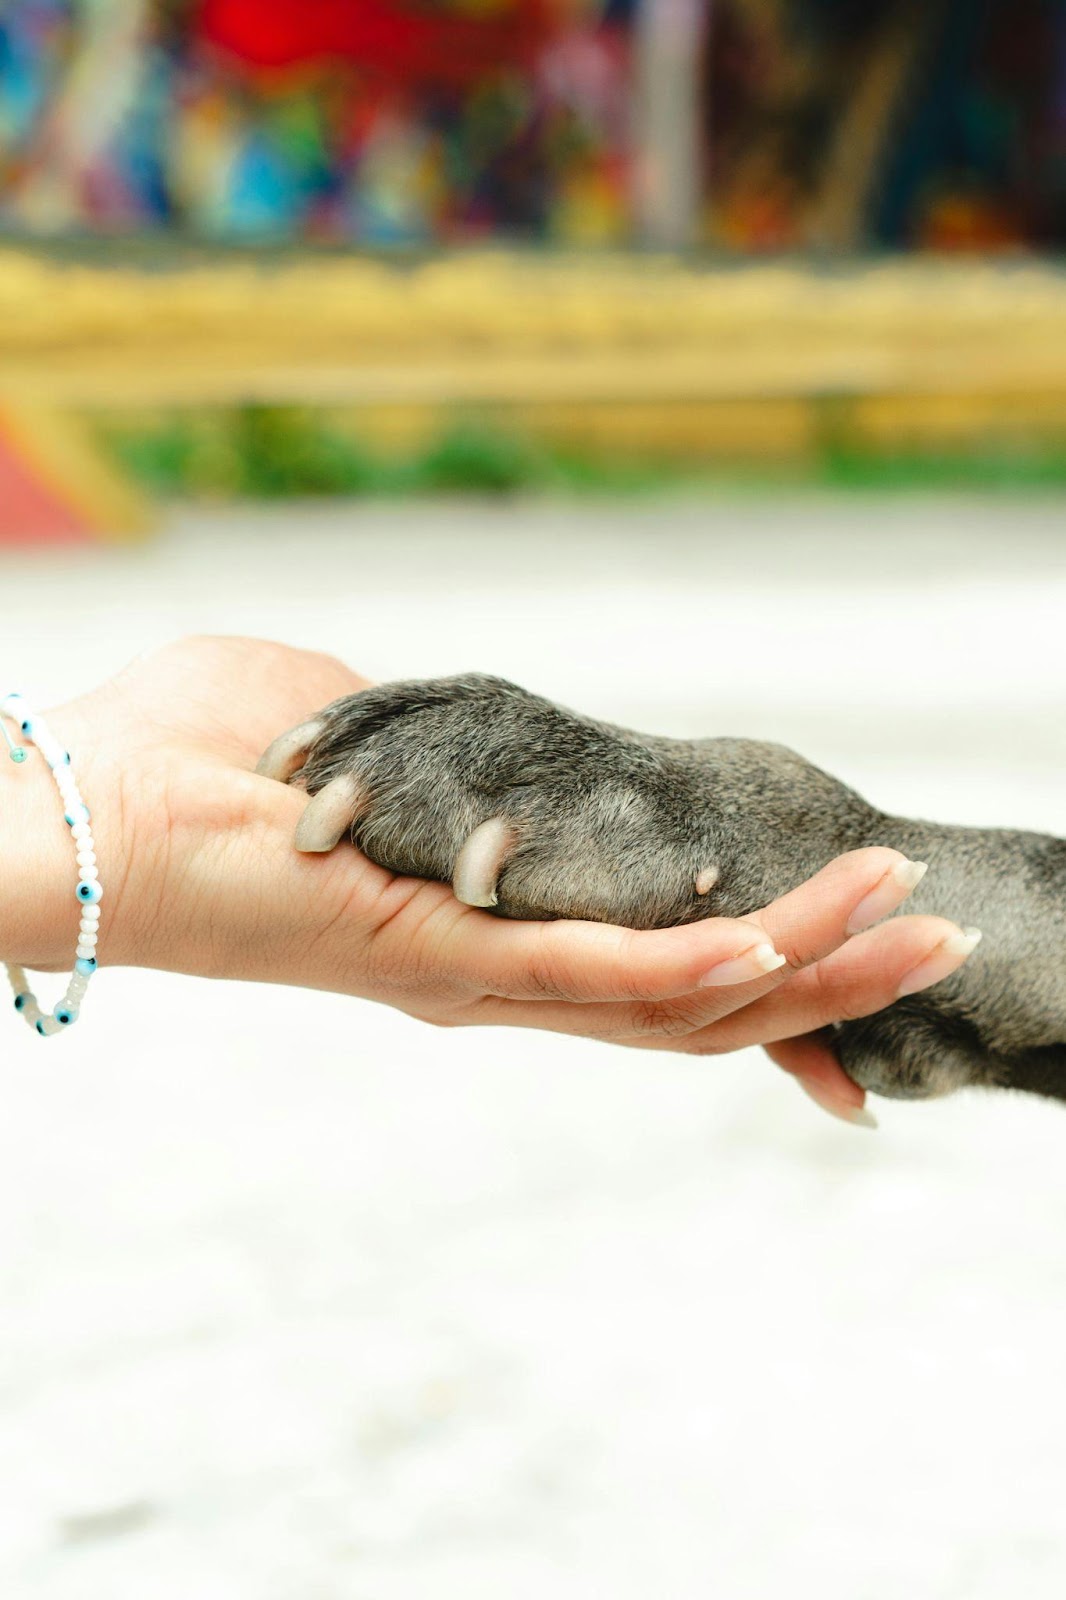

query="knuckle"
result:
[808,959,862,1023]
[520,953,573,1002]
[518,926,593,1001]
[784,940,820,969]
[628,998,703,1040]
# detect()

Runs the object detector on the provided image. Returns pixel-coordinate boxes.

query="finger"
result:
[440,910,785,1005]
[439,844,925,1007]
[651,914,979,1055]
[739,847,928,969]
[763,1032,877,1128]
[462,912,971,1044]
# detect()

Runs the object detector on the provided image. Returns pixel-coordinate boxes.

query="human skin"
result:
[0,636,981,1125]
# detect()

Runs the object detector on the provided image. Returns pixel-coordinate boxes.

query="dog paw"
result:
[257,674,723,928]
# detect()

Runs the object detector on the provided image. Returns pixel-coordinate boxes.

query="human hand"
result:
[4,636,979,1124]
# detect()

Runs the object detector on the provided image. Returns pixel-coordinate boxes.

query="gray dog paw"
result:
[257,671,1066,1103]
[257,674,725,929]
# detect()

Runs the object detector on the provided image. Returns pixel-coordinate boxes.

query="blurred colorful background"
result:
[1,0,1066,538]
[3,0,1065,249]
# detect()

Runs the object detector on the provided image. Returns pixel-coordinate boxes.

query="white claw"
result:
[695,865,720,895]
[453,818,516,907]
[256,719,326,783]
[294,773,367,853]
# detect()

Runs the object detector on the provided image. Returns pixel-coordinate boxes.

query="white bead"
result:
[2,697,105,1036]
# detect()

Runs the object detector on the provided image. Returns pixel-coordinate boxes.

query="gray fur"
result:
[270,674,1066,1105]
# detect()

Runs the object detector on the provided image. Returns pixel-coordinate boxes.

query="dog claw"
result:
[453,818,516,907]
[256,719,325,783]
[294,773,367,853]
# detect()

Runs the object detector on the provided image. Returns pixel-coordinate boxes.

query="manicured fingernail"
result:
[698,941,787,987]
[896,926,983,998]
[846,858,928,935]
[798,1077,878,1129]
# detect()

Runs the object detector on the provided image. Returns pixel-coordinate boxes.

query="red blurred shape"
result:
[0,437,87,546]
[197,0,555,84]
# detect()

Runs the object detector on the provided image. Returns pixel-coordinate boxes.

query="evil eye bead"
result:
[4,696,103,1037]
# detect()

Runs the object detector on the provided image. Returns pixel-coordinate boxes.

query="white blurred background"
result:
[1,493,1064,1600]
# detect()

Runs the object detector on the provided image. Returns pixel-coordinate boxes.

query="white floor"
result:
[1,493,1064,1600]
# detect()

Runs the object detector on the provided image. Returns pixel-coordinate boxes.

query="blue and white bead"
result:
[2,695,102,1038]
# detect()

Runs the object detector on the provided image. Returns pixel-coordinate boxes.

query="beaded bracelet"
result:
[1,693,103,1037]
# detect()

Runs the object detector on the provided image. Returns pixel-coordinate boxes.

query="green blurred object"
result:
[98,404,1066,502]
[100,408,688,499]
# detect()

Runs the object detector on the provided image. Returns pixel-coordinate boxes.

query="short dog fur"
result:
[258,675,1066,1104]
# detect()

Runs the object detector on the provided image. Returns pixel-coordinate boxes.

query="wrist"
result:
[0,714,81,971]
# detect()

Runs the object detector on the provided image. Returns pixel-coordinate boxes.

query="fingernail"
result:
[896,926,983,998]
[846,858,928,935]
[798,1076,879,1129]
[698,941,787,987]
